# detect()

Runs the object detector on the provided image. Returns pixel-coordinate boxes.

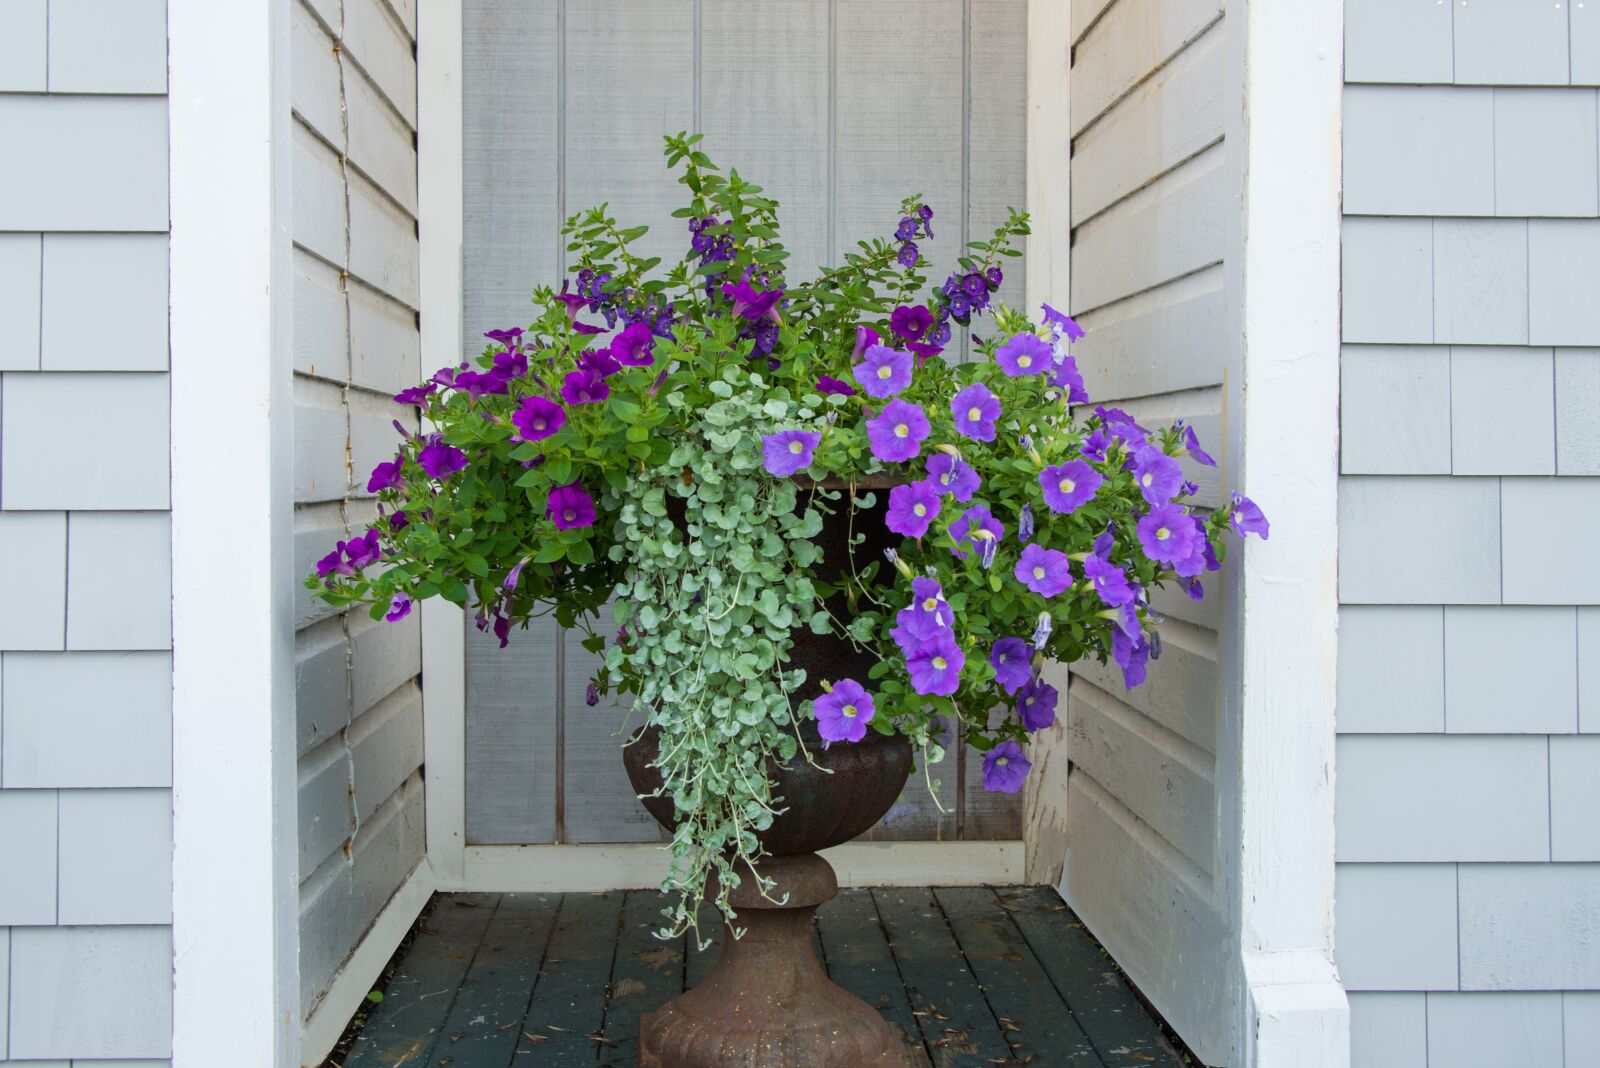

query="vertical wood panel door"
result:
[462,0,1027,847]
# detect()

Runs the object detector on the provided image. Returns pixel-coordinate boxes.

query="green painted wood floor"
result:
[333,886,1186,1068]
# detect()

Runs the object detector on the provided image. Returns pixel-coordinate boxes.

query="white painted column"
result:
[169,0,300,1063]
[1226,1,1350,1064]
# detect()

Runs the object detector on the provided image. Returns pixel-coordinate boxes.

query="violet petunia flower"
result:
[950,505,1005,560]
[493,613,512,648]
[814,678,876,743]
[577,347,621,379]
[817,375,857,397]
[385,594,412,623]
[367,457,405,494]
[1183,424,1218,467]
[453,368,510,398]
[906,340,944,366]
[1136,503,1201,565]
[852,325,881,360]
[989,637,1033,695]
[1112,628,1149,688]
[906,577,951,634]
[994,333,1052,377]
[493,347,529,380]
[890,304,934,341]
[418,441,468,479]
[1015,544,1071,597]
[1031,611,1053,651]
[722,279,783,322]
[1016,676,1059,731]
[611,322,657,367]
[484,326,523,345]
[865,399,930,464]
[586,681,601,707]
[561,369,610,406]
[906,634,964,696]
[547,482,597,530]
[951,382,1001,442]
[854,344,914,399]
[388,510,408,531]
[342,528,383,570]
[924,452,980,503]
[393,383,436,406]
[316,548,350,579]
[1083,554,1135,607]
[1132,446,1184,506]
[886,481,942,538]
[1080,427,1110,463]
[1050,352,1090,404]
[1039,460,1103,515]
[1040,303,1085,341]
[512,396,567,443]
[981,740,1031,793]
[762,430,822,477]
[1230,494,1271,539]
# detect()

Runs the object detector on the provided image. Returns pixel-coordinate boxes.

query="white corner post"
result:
[1225,0,1349,1064]
[170,0,301,1064]
[418,0,469,888]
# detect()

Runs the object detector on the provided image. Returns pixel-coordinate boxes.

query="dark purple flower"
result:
[1182,424,1217,467]
[989,637,1032,695]
[854,344,914,399]
[986,266,1004,289]
[388,510,408,530]
[994,333,1051,377]
[418,441,468,479]
[561,369,610,406]
[316,548,349,579]
[1050,352,1090,404]
[814,678,876,743]
[951,382,1001,442]
[817,375,857,397]
[896,217,919,241]
[512,396,567,442]
[1015,544,1071,597]
[611,322,657,366]
[1101,406,1150,449]
[341,529,382,570]
[1081,428,1110,463]
[865,400,930,464]
[493,347,529,379]
[385,594,412,622]
[1136,503,1201,564]
[722,279,783,322]
[1016,677,1058,731]
[484,326,523,345]
[906,634,964,696]
[578,347,621,379]
[430,365,459,388]
[1083,554,1134,607]
[906,340,944,365]
[453,368,510,397]
[1132,446,1184,506]
[897,242,919,268]
[762,430,822,477]
[586,681,601,707]
[890,304,934,341]
[394,383,436,406]
[924,453,979,502]
[950,505,1004,560]
[961,273,988,299]
[547,482,597,530]
[852,325,881,360]
[503,556,530,592]
[1040,303,1085,341]
[886,481,941,538]
[493,612,512,648]
[982,740,1030,793]
[1230,494,1270,539]
[367,457,405,493]
[1039,460,1102,515]
[1112,628,1149,688]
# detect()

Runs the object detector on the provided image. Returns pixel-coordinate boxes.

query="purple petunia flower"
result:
[994,333,1052,377]
[512,396,567,443]
[1132,446,1184,506]
[1136,503,1201,564]
[431,365,460,388]
[388,510,408,531]
[611,322,657,367]
[342,529,383,570]
[950,505,1005,560]
[1016,676,1059,731]
[865,399,930,464]
[1049,352,1090,404]
[484,326,523,345]
[906,340,944,366]
[1015,544,1071,597]
[547,482,597,530]
[1183,424,1218,467]
[1083,554,1135,607]
[577,347,621,379]
[890,304,934,341]
[924,452,980,502]
[1039,460,1103,515]
[951,382,1001,442]
[1018,502,1035,543]
[817,375,857,396]
[886,481,942,538]
[989,637,1033,695]
[722,279,783,322]
[453,368,510,398]
[393,383,436,406]
[586,682,601,707]
[762,430,822,477]
[897,242,919,268]
[493,612,512,648]
[854,344,914,398]
[897,576,952,644]
[906,634,964,696]
[1040,303,1085,341]
[961,272,988,299]
[982,740,1031,793]
[368,457,405,493]
[561,369,609,406]
[814,678,876,743]
[385,594,412,622]
[418,441,468,479]
[493,347,529,379]
[1112,628,1149,688]
[1230,494,1270,539]
[1080,427,1110,463]
[896,217,919,241]
[853,325,881,359]
[316,548,349,579]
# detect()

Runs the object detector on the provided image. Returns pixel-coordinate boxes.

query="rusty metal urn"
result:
[620,485,918,1067]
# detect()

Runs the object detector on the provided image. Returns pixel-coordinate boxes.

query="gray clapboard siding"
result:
[1341,217,1434,345]
[47,0,167,94]
[65,511,172,651]
[0,233,42,370]
[0,789,58,925]
[1344,0,1453,85]
[40,234,169,371]
[1493,90,1600,218]
[1340,346,1452,475]
[1336,864,1459,991]
[968,0,1027,325]
[1347,992,1429,1068]
[344,0,418,128]
[1,652,173,788]
[294,248,350,381]
[1450,347,1555,475]
[466,613,559,844]
[0,0,46,92]
[1452,0,1570,86]
[1581,8,1600,85]
[291,0,343,144]
[1501,478,1600,604]
[1427,994,1565,1068]
[1338,476,1501,605]
[349,171,420,310]
[1068,0,1221,136]
[0,95,168,231]
[1342,86,1494,217]
[1071,616,1217,752]
[1337,606,1446,733]
[7,926,173,1060]
[0,512,66,650]
[350,281,420,394]
[1552,736,1600,859]
[1072,266,1226,400]
[345,63,418,216]
[57,788,172,926]
[1433,219,1529,345]
[1569,993,1600,1058]
[1556,350,1600,475]
[0,374,170,510]
[291,121,347,268]
[1528,221,1600,345]
[1444,607,1577,733]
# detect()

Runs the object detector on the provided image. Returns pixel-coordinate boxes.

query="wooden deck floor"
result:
[333,886,1187,1068]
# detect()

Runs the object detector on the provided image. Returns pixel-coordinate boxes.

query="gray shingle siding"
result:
[1340,3,1600,1063]
[0,0,174,1060]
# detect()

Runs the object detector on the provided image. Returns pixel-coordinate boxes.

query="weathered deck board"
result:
[327,886,1180,1068]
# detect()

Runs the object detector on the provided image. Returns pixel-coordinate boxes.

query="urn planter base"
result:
[637,853,914,1068]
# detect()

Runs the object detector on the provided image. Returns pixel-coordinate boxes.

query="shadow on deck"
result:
[327,886,1188,1067]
